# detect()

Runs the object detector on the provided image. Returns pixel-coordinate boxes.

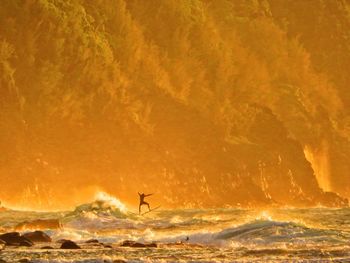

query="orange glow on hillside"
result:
[0,0,349,209]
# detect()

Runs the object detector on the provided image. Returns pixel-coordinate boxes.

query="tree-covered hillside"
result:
[0,0,349,209]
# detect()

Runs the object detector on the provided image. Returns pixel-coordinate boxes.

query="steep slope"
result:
[0,0,349,209]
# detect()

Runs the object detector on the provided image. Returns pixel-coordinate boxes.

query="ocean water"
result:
[0,194,350,262]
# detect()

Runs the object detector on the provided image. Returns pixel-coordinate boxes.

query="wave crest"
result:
[66,192,128,220]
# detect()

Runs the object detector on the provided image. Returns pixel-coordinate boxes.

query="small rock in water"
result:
[19,240,33,247]
[112,260,127,263]
[121,240,144,247]
[0,232,33,247]
[147,242,157,248]
[121,240,157,248]
[0,259,6,263]
[41,246,54,249]
[23,231,51,243]
[0,232,20,242]
[18,259,32,263]
[60,240,81,249]
[104,244,113,248]
[56,239,70,243]
[85,239,99,243]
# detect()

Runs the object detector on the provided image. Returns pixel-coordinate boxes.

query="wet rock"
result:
[60,240,81,249]
[147,242,157,248]
[0,232,20,243]
[23,231,51,243]
[19,240,33,247]
[121,240,157,248]
[112,260,127,263]
[56,239,70,243]
[0,259,6,263]
[19,259,32,263]
[0,232,33,246]
[85,239,99,243]
[121,240,144,247]
[15,219,62,231]
[104,244,113,248]
[41,246,54,249]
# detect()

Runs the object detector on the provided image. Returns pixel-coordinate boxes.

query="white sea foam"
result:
[1,196,350,262]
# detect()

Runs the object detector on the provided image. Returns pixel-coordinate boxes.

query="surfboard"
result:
[141,206,161,215]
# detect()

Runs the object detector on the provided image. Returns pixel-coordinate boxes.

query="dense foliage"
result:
[0,0,349,209]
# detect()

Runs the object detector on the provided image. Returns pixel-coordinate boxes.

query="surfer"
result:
[138,192,153,214]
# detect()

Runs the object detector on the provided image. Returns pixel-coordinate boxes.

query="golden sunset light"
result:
[0,0,350,262]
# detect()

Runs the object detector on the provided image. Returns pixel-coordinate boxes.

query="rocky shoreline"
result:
[0,230,196,263]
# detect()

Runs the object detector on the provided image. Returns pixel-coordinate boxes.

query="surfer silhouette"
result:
[138,192,153,214]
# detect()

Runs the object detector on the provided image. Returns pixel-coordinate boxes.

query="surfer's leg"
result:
[140,202,147,214]
[144,201,150,211]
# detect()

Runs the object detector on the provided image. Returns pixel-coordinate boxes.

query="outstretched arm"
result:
[138,192,141,196]
[145,193,153,197]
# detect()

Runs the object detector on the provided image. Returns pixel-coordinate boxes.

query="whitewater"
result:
[0,193,350,262]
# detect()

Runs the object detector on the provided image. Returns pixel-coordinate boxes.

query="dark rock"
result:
[131,242,146,248]
[85,239,99,243]
[15,219,62,231]
[147,242,157,248]
[0,232,33,246]
[121,240,145,247]
[0,232,20,242]
[56,239,70,243]
[112,260,127,263]
[19,240,33,247]
[19,259,32,263]
[41,246,54,249]
[23,231,51,243]
[120,240,157,248]
[104,244,113,248]
[60,240,81,249]
[0,259,6,263]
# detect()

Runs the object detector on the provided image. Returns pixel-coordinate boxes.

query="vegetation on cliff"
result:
[0,0,349,208]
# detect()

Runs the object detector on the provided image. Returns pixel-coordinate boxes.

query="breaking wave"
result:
[70,191,127,216]
[1,194,350,262]
[1,193,349,251]
[56,195,349,248]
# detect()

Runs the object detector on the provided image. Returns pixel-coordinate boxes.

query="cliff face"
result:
[0,0,349,209]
